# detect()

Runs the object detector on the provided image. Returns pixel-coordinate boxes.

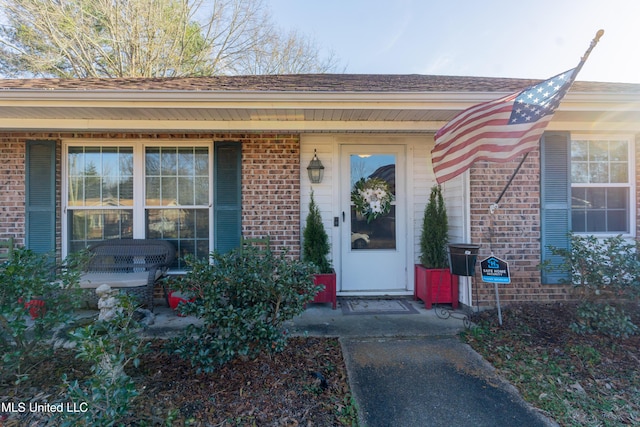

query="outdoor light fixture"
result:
[306,149,325,184]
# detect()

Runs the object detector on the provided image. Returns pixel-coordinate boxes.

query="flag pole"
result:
[575,29,605,77]
[489,29,605,214]
[489,152,530,214]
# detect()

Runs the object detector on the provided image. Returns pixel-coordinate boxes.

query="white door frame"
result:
[339,144,409,293]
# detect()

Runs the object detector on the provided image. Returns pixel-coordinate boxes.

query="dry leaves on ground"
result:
[465,302,640,426]
[1,337,357,426]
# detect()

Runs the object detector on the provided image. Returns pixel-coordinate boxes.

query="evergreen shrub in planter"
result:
[415,185,459,309]
[303,191,336,309]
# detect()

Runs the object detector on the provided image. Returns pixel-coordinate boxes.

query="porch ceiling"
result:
[1,105,639,134]
[0,104,460,132]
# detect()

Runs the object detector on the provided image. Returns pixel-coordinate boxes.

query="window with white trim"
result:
[65,142,212,268]
[570,137,634,234]
[145,146,210,267]
[67,146,134,251]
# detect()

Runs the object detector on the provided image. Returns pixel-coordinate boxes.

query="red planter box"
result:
[167,291,195,316]
[414,265,459,309]
[312,272,336,309]
[25,299,46,319]
[18,298,46,319]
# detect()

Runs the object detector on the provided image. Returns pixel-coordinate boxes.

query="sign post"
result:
[480,255,510,325]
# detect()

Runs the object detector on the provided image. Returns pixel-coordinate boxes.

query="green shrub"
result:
[0,248,86,383]
[302,191,332,274]
[543,233,640,299]
[56,294,149,426]
[167,247,320,373]
[570,301,638,339]
[419,185,449,268]
[543,233,639,338]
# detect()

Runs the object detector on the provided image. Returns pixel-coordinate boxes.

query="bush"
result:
[543,233,640,299]
[0,248,86,383]
[168,247,320,373]
[570,301,638,339]
[56,294,149,426]
[543,233,640,338]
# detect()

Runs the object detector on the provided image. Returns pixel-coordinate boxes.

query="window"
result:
[541,132,636,284]
[67,146,134,252]
[145,147,210,268]
[65,142,212,268]
[570,138,633,234]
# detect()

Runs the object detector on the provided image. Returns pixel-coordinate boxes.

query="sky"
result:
[269,0,640,83]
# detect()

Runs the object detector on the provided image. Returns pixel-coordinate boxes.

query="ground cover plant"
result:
[463,303,640,426]
[1,336,357,426]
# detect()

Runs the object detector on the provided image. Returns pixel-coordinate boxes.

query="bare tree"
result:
[234,28,340,75]
[0,0,340,77]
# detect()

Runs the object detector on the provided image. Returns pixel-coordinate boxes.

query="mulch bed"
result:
[464,301,640,425]
[1,337,355,426]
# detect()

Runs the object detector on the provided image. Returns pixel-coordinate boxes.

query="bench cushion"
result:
[79,271,162,289]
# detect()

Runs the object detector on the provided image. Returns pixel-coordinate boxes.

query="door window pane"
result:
[350,154,396,250]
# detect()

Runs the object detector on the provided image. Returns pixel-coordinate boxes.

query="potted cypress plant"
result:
[414,185,459,309]
[302,191,336,309]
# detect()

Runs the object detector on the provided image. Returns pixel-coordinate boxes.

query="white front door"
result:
[340,145,407,292]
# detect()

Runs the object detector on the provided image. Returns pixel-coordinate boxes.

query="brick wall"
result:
[240,134,301,257]
[0,137,26,246]
[0,132,301,259]
[469,149,571,307]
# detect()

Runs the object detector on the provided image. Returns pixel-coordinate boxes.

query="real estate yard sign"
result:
[480,255,510,326]
[480,255,510,284]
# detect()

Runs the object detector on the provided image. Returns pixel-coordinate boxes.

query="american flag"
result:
[431,68,577,184]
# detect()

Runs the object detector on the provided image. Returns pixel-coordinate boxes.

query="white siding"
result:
[301,134,443,295]
[442,173,472,306]
[300,136,337,269]
[412,135,435,264]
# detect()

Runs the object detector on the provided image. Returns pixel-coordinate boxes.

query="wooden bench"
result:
[79,239,175,311]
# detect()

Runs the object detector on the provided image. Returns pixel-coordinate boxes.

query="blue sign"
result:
[480,256,510,284]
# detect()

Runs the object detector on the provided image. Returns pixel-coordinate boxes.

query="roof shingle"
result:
[1,74,638,93]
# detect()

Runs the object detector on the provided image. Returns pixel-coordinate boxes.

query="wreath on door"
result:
[351,177,393,223]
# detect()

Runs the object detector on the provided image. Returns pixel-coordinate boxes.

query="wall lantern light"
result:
[306,149,325,184]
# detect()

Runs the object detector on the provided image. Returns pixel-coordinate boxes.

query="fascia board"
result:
[0,117,448,132]
[0,89,637,112]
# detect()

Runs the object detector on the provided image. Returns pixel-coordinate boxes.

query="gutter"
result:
[0,90,638,112]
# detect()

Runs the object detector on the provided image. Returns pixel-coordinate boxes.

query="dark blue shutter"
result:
[214,142,241,253]
[26,140,56,255]
[540,132,571,284]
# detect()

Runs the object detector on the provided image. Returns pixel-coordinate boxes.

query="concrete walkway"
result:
[138,298,557,427]
[288,299,557,427]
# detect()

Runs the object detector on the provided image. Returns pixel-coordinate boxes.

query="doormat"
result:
[341,299,419,315]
